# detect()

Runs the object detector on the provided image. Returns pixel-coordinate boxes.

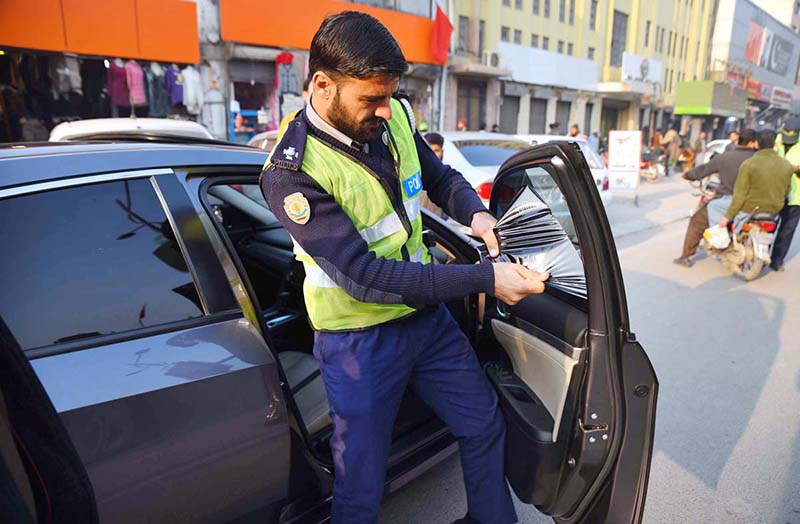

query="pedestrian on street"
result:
[588,131,599,152]
[457,118,468,131]
[548,121,561,134]
[421,132,445,217]
[725,130,739,152]
[261,12,548,524]
[771,118,800,271]
[715,129,792,229]
[693,131,707,154]
[660,122,681,175]
[674,128,757,267]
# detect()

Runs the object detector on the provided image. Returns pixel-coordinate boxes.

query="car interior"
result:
[201,169,591,512]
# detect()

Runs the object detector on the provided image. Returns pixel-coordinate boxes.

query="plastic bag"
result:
[703,224,731,249]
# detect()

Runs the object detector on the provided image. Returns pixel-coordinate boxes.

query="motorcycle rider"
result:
[715,129,792,230]
[674,128,757,267]
[772,117,800,272]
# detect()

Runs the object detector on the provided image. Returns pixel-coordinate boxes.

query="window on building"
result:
[558,40,564,53]
[533,0,540,14]
[588,46,595,60]
[659,27,665,52]
[457,16,469,53]
[531,33,539,47]
[644,20,651,47]
[503,0,511,6]
[567,42,574,55]
[544,0,551,18]
[679,35,685,59]
[668,30,673,56]
[559,0,566,22]
[479,20,486,57]
[590,0,598,30]
[609,10,628,67]
[515,0,523,9]
[569,0,575,24]
[0,179,205,351]
[514,29,522,44]
[655,26,661,51]
[543,36,550,49]
[501,26,510,42]
[695,40,700,64]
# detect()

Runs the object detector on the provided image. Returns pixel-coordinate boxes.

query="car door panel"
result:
[31,316,290,524]
[484,142,657,523]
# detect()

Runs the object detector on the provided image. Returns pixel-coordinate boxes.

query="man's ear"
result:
[312,71,336,101]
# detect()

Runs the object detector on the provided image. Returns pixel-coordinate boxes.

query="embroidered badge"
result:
[284,192,311,225]
[283,146,298,161]
[403,171,423,198]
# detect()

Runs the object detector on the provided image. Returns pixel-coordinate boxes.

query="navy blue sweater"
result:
[261,109,495,307]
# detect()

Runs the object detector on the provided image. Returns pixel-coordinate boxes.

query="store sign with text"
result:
[771,87,793,109]
[745,21,794,77]
[608,130,642,194]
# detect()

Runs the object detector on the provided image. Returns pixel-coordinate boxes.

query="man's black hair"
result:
[757,129,777,149]
[738,128,756,146]
[424,132,444,147]
[309,11,408,79]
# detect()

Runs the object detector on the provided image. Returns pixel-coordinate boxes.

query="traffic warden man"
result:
[260,12,549,524]
[773,117,800,271]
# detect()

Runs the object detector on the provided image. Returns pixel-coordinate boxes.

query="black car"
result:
[0,141,657,523]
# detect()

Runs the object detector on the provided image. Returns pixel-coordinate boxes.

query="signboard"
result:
[608,130,642,193]
[772,86,793,109]
[622,53,663,85]
[745,21,794,76]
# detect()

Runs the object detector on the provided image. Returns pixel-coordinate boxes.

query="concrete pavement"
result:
[380,175,800,524]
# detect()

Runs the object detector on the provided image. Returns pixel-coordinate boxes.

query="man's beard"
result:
[327,90,385,145]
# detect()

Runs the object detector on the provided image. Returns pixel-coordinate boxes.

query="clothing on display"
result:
[106,61,130,107]
[49,56,82,95]
[144,63,169,117]
[124,60,147,106]
[181,65,203,115]
[165,65,184,106]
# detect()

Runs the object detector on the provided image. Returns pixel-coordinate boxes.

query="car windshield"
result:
[451,140,530,167]
[577,142,604,169]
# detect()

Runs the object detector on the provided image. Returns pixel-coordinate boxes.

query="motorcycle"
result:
[691,178,779,281]
[640,148,667,183]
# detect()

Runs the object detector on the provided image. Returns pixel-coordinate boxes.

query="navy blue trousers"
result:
[772,204,800,269]
[314,305,517,524]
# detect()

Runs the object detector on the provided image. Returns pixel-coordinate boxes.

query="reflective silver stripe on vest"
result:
[410,246,425,262]
[357,196,421,244]
[304,264,340,288]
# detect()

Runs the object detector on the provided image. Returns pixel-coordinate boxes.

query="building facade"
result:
[444,0,718,139]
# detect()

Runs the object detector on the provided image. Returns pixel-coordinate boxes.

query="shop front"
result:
[0,0,201,143]
[674,80,748,139]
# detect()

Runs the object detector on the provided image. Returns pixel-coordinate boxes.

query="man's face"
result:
[730,132,739,143]
[569,126,578,136]
[325,75,399,144]
[429,143,443,160]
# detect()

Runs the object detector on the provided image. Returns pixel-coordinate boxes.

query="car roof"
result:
[0,142,268,190]
[437,131,529,143]
[49,118,215,141]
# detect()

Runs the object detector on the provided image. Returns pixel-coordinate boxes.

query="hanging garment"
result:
[144,65,169,117]
[48,56,82,95]
[124,61,147,106]
[181,65,203,115]
[165,65,184,106]
[106,62,130,107]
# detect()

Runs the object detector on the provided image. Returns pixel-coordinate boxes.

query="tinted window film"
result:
[0,179,203,350]
[452,140,530,166]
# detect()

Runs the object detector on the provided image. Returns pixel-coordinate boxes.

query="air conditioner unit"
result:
[482,51,500,68]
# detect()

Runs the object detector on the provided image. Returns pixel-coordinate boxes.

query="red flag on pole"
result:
[430,5,453,66]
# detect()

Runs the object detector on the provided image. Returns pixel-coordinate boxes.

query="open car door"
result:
[481,142,658,523]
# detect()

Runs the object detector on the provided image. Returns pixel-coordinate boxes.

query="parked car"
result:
[516,134,613,207]
[0,140,657,524]
[247,129,280,151]
[438,131,532,204]
[49,117,215,142]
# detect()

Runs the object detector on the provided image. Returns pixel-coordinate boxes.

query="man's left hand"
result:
[471,211,499,257]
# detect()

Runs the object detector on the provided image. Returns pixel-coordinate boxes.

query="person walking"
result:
[771,118,800,271]
[674,129,757,267]
[261,12,547,524]
[715,129,792,228]
[420,132,445,217]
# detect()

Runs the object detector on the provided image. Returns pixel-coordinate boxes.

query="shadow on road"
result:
[623,269,786,490]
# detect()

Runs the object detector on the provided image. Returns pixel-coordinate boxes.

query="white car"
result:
[438,131,532,205]
[247,130,280,151]
[516,134,612,207]
[49,118,215,142]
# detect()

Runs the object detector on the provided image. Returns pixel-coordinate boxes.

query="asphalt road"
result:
[380,176,800,524]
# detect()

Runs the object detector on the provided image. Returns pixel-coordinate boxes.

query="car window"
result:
[0,179,204,351]
[206,183,281,229]
[452,140,530,166]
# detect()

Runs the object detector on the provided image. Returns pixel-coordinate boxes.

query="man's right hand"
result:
[493,263,550,305]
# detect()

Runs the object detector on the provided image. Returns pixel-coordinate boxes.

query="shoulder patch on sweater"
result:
[270,111,308,171]
[283,192,311,225]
